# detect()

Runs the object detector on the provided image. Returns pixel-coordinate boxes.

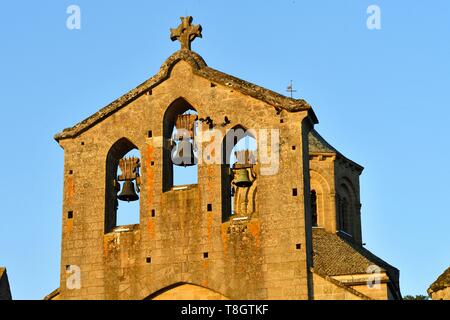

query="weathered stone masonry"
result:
[48,17,401,300]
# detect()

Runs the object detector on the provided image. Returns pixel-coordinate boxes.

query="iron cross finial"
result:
[286,80,297,98]
[170,16,202,50]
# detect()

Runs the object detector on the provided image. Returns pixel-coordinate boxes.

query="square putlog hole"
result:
[203,252,209,259]
[296,243,302,250]
[146,257,152,264]
[68,211,74,219]
[292,188,298,196]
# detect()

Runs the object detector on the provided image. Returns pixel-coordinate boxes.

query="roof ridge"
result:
[54,50,315,142]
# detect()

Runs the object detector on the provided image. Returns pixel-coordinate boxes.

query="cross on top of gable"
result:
[170,16,202,51]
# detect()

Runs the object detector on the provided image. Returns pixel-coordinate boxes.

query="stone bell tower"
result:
[49,16,401,300]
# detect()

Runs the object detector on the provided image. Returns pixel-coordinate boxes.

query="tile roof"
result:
[312,228,399,289]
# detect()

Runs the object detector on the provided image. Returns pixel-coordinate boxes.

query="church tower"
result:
[49,17,401,300]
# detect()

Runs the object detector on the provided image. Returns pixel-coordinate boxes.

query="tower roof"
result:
[309,129,338,154]
[309,129,364,172]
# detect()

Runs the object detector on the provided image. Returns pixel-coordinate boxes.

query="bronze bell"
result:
[233,168,252,188]
[172,139,197,167]
[117,180,139,202]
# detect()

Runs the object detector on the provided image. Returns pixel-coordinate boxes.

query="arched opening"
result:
[337,194,349,233]
[337,182,354,236]
[309,170,330,229]
[311,190,318,227]
[105,138,141,233]
[163,98,199,191]
[221,126,257,222]
[146,283,229,300]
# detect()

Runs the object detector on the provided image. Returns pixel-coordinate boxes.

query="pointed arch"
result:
[163,97,197,140]
[337,177,357,236]
[221,124,256,165]
[310,170,331,228]
[145,282,229,300]
[221,125,257,221]
[162,97,198,191]
[104,137,140,233]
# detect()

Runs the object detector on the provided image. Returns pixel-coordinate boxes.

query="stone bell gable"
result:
[48,16,400,300]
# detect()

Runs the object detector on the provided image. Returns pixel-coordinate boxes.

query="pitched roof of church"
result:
[54,49,316,141]
[312,228,399,286]
[428,267,450,294]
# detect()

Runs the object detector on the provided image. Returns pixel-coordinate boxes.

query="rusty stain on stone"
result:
[66,219,73,234]
[65,175,74,207]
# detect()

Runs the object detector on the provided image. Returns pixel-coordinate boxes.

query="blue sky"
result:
[0,1,449,299]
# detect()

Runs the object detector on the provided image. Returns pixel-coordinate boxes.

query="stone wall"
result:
[309,154,337,233]
[334,158,363,244]
[311,273,362,300]
[57,57,315,300]
[332,274,391,300]
[309,153,363,244]
[430,287,450,300]
[150,283,229,300]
